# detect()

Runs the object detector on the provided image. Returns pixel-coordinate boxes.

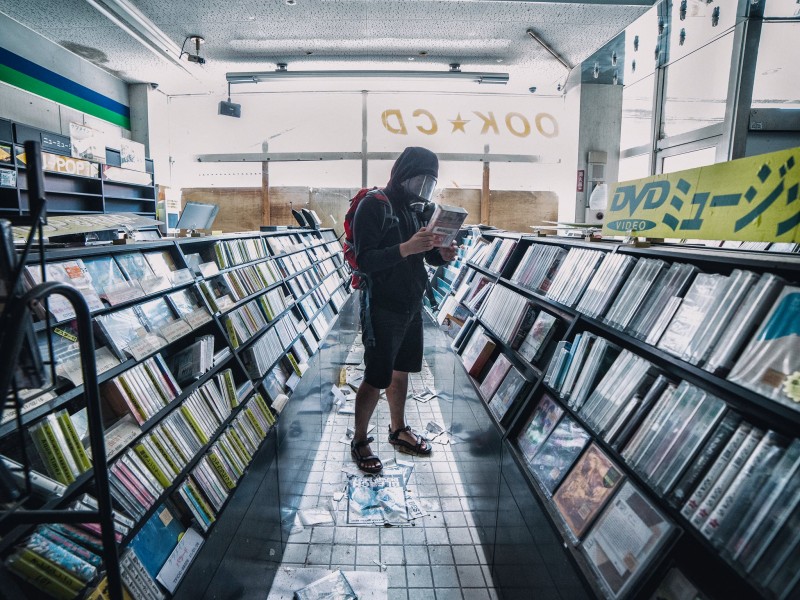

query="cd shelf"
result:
[0,227,350,599]
[443,230,800,600]
[0,119,157,218]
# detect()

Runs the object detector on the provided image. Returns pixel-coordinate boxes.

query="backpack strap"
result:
[366,189,398,234]
[357,189,400,347]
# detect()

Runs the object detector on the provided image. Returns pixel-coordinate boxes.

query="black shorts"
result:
[362,305,423,389]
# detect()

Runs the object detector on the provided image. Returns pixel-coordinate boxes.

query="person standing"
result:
[350,147,457,474]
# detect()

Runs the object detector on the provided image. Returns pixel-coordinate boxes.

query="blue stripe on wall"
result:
[0,47,130,118]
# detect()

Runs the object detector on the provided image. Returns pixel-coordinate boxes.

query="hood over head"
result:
[387,147,439,194]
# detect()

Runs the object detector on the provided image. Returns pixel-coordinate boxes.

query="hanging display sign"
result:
[69,122,107,164]
[40,132,71,156]
[103,164,152,186]
[15,147,99,177]
[603,147,800,243]
[120,138,146,172]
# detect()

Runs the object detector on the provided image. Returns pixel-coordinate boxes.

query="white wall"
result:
[166,90,580,221]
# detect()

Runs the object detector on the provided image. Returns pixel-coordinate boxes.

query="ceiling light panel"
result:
[227,38,511,57]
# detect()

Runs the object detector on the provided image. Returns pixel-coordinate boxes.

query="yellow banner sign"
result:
[603,147,800,243]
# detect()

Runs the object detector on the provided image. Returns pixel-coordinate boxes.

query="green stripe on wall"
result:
[0,64,130,129]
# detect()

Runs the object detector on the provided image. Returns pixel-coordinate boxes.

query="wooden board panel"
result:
[180,186,556,235]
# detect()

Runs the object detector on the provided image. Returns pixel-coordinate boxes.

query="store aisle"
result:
[176,298,578,600]
[275,357,499,600]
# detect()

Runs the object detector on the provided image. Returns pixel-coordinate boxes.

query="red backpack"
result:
[342,187,392,290]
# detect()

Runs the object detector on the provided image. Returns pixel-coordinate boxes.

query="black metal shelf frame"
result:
[440,229,800,600]
[0,214,345,599]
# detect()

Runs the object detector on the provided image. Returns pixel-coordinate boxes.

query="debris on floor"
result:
[268,567,387,600]
[343,464,421,526]
[297,506,335,527]
[411,388,440,403]
[293,569,357,600]
[338,424,375,446]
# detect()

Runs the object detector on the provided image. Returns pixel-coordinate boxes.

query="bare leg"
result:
[353,380,381,469]
[386,370,409,432]
[386,370,430,450]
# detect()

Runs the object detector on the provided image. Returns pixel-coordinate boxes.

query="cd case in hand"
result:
[427,204,468,247]
[294,570,357,600]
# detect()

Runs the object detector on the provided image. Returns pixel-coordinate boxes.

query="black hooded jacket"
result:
[353,147,447,314]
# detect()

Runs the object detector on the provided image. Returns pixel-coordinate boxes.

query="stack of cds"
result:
[703,273,784,376]
[510,244,568,294]
[602,258,668,330]
[478,285,530,346]
[655,273,731,357]
[575,254,637,319]
[578,349,656,434]
[242,328,282,378]
[545,248,605,307]
[628,263,698,342]
[479,238,517,274]
[622,381,727,495]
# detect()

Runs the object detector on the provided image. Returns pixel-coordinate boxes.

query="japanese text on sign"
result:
[603,147,800,243]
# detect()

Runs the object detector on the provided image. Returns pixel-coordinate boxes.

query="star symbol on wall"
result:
[450,113,470,133]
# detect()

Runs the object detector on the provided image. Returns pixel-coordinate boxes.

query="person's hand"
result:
[439,242,458,262]
[400,226,435,257]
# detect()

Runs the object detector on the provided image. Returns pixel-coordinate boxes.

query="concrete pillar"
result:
[572,83,623,222]
[129,83,170,186]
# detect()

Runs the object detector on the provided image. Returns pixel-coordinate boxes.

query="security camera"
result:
[149,82,159,90]
[187,54,206,65]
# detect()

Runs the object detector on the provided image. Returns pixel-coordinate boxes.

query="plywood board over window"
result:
[489,191,558,232]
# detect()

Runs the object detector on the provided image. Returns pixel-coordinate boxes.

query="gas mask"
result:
[401,174,437,213]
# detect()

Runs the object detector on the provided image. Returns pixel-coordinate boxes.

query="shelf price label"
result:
[161,319,193,343]
[603,146,800,243]
[126,333,166,361]
[170,269,194,286]
[105,281,145,306]
[185,309,212,330]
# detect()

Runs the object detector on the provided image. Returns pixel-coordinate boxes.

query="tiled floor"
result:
[176,297,587,600]
[277,357,500,600]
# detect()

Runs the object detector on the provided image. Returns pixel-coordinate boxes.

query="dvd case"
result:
[553,443,624,540]
[727,286,800,411]
[518,395,564,466]
[530,415,591,495]
[581,481,675,599]
[487,366,527,422]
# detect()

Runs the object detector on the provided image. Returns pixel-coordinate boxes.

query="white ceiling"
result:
[0,0,653,96]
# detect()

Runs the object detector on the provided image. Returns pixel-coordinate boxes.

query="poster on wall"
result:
[120,139,146,172]
[69,122,106,164]
[0,168,16,187]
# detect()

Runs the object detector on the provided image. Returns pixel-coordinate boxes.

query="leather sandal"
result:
[388,425,432,456]
[351,437,383,474]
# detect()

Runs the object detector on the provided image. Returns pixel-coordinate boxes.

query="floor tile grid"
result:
[279,356,499,600]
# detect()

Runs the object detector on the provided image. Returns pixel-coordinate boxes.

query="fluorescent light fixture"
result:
[83,0,194,74]
[226,67,509,85]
